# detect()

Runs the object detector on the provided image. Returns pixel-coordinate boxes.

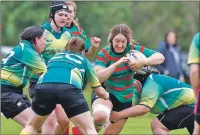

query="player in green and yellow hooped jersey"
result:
[1,26,46,128]
[110,68,195,135]
[20,37,109,135]
[91,24,165,134]
[188,32,200,135]
[64,1,100,62]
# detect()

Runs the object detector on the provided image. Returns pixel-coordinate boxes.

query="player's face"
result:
[66,5,76,25]
[112,33,127,53]
[167,32,176,45]
[35,32,46,54]
[54,10,68,28]
[133,80,142,93]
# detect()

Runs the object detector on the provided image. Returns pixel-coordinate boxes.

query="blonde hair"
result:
[66,37,85,53]
[107,24,133,45]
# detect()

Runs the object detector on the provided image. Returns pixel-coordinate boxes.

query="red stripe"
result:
[104,82,134,91]
[72,31,82,36]
[112,75,133,82]
[131,44,135,50]
[96,56,107,64]
[124,93,133,99]
[102,49,120,61]
[114,65,129,72]
[140,46,145,53]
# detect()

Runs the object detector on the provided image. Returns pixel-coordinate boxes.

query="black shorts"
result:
[32,83,89,118]
[29,78,38,98]
[157,105,194,134]
[1,85,31,119]
[91,91,132,112]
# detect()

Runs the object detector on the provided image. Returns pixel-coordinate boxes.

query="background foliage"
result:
[1,1,199,51]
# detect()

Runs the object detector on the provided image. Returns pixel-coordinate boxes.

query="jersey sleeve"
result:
[84,59,101,88]
[20,45,47,75]
[139,75,164,109]
[188,33,200,65]
[82,29,91,52]
[95,48,109,67]
[132,44,157,57]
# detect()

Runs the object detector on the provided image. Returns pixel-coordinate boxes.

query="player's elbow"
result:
[157,53,165,64]
[190,64,199,77]
[140,105,150,115]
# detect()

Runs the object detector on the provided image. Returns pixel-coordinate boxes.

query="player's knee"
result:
[57,118,70,129]
[151,118,168,132]
[151,119,161,131]
[93,111,108,124]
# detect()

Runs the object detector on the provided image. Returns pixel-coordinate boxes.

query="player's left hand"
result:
[128,59,147,71]
[110,111,121,123]
[90,37,101,49]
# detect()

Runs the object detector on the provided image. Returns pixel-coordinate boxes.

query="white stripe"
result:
[159,97,169,109]
[70,70,72,84]
[149,74,154,80]
[22,66,27,82]
[10,63,21,67]
[178,111,194,128]
[20,43,24,51]
[163,87,192,95]
[159,115,165,122]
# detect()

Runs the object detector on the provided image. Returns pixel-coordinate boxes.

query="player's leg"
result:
[41,111,56,134]
[54,104,70,134]
[103,118,127,135]
[69,103,97,134]
[59,84,98,134]
[21,83,57,134]
[103,93,131,135]
[1,88,32,127]
[91,91,113,132]
[152,105,194,135]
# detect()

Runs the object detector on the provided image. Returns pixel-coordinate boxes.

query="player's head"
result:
[108,24,132,54]
[49,1,68,28]
[65,0,77,25]
[133,67,160,90]
[20,26,46,54]
[66,37,85,54]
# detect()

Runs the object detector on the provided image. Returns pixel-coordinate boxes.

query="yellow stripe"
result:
[20,131,31,135]
[1,70,21,86]
[188,58,200,64]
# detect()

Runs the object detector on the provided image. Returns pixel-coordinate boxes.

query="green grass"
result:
[1,84,188,134]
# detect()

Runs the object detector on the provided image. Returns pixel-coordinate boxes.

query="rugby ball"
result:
[126,50,147,61]
[126,50,147,73]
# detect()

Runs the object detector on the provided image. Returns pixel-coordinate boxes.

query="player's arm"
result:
[110,78,162,122]
[135,45,165,66]
[110,104,150,123]
[190,64,200,98]
[188,33,200,98]
[85,37,101,59]
[96,57,129,83]
[128,45,165,70]
[85,59,109,100]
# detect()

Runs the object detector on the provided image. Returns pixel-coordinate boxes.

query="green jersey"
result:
[1,40,46,88]
[65,24,91,52]
[132,74,195,114]
[188,32,200,64]
[37,51,101,89]
[42,21,71,64]
[95,44,157,103]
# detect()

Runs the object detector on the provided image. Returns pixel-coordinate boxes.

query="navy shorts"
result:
[1,85,31,119]
[157,105,194,134]
[32,83,89,118]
